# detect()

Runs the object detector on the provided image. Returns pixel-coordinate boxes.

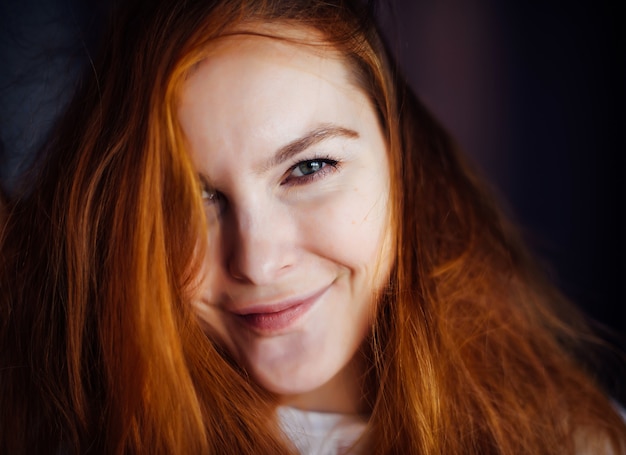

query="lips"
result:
[229,286,329,334]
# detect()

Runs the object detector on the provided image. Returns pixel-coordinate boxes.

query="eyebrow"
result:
[258,124,359,172]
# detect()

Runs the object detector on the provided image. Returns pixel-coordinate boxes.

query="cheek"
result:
[298,179,391,278]
[188,228,235,346]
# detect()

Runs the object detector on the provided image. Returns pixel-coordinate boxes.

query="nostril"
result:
[227,256,247,281]
[225,231,294,285]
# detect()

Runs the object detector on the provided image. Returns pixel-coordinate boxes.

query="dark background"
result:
[1,1,624,349]
[382,1,625,340]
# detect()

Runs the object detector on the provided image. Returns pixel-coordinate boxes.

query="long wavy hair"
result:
[1,0,624,453]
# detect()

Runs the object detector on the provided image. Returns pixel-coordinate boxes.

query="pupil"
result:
[299,161,322,175]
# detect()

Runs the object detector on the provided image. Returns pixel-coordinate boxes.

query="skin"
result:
[178,26,393,414]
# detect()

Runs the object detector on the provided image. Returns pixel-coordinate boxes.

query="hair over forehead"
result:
[159,0,393,112]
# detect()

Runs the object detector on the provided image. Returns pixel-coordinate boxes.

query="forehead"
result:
[186,27,350,91]
[179,21,361,101]
[177,27,375,172]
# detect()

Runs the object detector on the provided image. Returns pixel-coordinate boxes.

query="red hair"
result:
[1,1,624,453]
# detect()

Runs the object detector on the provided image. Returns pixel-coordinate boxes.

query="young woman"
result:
[1,0,624,453]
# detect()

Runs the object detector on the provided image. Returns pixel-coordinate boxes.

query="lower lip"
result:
[235,289,326,334]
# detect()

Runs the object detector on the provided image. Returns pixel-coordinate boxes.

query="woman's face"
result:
[178,27,392,413]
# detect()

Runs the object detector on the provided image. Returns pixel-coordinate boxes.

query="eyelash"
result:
[282,155,340,185]
[200,178,223,208]
[199,155,341,207]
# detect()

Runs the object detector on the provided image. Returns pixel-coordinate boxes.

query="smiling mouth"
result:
[232,286,329,334]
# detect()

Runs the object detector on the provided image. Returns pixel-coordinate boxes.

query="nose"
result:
[224,201,294,285]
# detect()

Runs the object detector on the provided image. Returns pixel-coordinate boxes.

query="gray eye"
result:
[294,160,324,176]
[201,187,218,202]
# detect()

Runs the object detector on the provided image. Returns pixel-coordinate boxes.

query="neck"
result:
[278,351,369,415]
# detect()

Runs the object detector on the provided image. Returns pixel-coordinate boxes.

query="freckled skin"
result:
[178,26,392,414]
